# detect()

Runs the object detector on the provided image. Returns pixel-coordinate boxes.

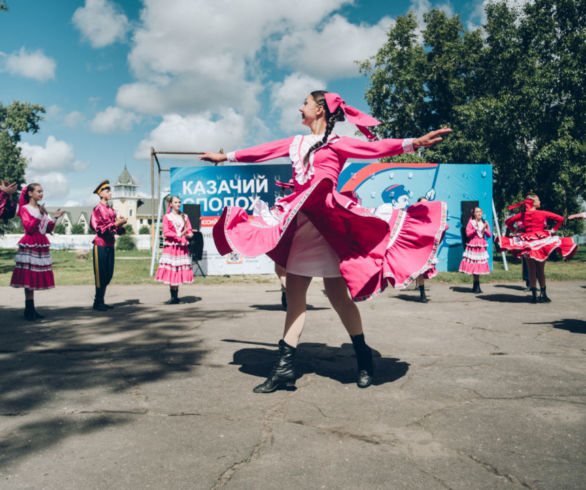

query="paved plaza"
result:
[0,280,585,489]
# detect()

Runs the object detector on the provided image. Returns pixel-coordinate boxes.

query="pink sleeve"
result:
[484,221,491,238]
[232,137,295,163]
[465,220,476,238]
[505,213,522,232]
[543,211,564,231]
[162,215,177,240]
[47,219,56,234]
[331,136,406,160]
[184,216,193,237]
[20,208,40,234]
[91,206,115,234]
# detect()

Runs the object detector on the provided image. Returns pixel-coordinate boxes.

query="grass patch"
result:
[0,247,584,286]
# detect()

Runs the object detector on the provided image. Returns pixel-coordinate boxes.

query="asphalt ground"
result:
[0,279,585,490]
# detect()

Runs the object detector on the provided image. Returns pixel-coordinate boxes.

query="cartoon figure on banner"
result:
[227,251,243,264]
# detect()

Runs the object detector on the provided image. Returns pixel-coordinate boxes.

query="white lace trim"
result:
[24,204,53,234]
[289,133,338,186]
[402,138,415,153]
[167,212,185,236]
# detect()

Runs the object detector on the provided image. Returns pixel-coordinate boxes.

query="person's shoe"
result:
[24,299,35,321]
[530,287,538,304]
[32,309,45,320]
[351,333,374,388]
[418,285,429,303]
[540,287,551,303]
[253,340,297,393]
[93,303,109,312]
[281,290,287,310]
[103,303,115,309]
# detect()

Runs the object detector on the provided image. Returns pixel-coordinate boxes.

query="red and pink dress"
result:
[499,209,577,261]
[155,212,194,285]
[213,134,448,301]
[0,190,17,220]
[459,218,491,275]
[10,204,56,290]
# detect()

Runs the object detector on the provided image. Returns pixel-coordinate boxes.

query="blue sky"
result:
[0,0,495,206]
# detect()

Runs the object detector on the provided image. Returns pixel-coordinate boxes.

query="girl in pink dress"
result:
[499,193,577,303]
[201,91,451,393]
[155,196,194,303]
[10,183,64,320]
[459,207,491,293]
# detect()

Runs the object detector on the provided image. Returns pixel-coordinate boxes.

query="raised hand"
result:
[0,180,18,195]
[414,128,452,149]
[200,152,227,165]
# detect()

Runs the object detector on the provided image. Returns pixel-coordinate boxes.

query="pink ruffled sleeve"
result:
[330,136,411,160]
[484,221,492,238]
[228,137,295,163]
[542,211,564,232]
[162,215,178,241]
[505,213,522,232]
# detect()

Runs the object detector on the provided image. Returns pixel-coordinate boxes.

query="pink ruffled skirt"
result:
[10,242,55,290]
[155,243,194,285]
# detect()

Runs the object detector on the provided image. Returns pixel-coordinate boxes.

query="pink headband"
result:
[324,92,381,141]
[17,184,30,217]
[508,198,534,211]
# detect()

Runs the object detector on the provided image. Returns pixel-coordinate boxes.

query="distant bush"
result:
[54,223,66,234]
[116,234,136,251]
[71,223,85,234]
[139,225,150,235]
[124,224,134,234]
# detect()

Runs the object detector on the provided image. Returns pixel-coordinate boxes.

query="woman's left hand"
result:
[414,128,452,149]
[53,209,64,219]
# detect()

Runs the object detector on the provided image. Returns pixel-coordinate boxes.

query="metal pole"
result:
[150,147,155,250]
[492,199,508,271]
[149,191,166,276]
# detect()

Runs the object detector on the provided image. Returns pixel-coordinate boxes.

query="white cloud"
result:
[64,200,82,207]
[4,48,56,81]
[134,110,247,159]
[117,0,353,117]
[90,106,141,133]
[270,73,327,132]
[25,171,70,202]
[276,14,393,79]
[72,0,129,48]
[19,136,77,172]
[64,111,86,128]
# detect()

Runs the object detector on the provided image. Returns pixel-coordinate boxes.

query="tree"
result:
[360,0,586,231]
[71,223,85,234]
[116,234,136,251]
[139,225,150,234]
[0,101,45,184]
[53,223,66,234]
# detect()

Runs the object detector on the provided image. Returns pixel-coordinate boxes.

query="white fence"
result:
[0,234,152,250]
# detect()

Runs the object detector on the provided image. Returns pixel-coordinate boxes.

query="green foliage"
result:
[360,0,586,227]
[53,223,66,235]
[124,224,134,234]
[71,223,85,234]
[139,225,150,235]
[116,234,136,251]
[0,101,45,184]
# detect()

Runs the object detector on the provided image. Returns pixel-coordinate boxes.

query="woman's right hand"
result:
[200,152,227,165]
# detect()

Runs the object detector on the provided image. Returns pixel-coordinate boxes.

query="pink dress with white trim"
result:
[499,210,577,262]
[213,134,448,302]
[459,218,491,275]
[10,204,56,290]
[155,212,194,285]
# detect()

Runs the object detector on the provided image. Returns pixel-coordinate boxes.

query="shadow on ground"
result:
[249,303,329,311]
[226,339,410,387]
[0,300,239,469]
[493,284,528,291]
[526,319,586,335]
[475,293,530,303]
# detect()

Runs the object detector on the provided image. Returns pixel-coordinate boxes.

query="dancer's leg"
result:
[527,258,537,288]
[282,273,312,347]
[323,276,363,336]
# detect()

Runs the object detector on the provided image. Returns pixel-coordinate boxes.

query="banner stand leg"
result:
[492,200,508,272]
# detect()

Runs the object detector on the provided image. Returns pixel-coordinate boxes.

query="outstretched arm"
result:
[200,137,295,165]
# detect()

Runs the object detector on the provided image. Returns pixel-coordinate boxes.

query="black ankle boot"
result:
[166,288,180,304]
[32,302,44,320]
[93,287,108,311]
[540,287,551,303]
[253,340,297,393]
[473,280,482,294]
[530,287,538,304]
[418,285,429,303]
[24,299,35,321]
[351,333,374,388]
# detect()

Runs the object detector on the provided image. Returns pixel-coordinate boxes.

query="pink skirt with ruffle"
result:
[213,177,448,301]
[10,243,55,290]
[155,243,194,285]
[499,232,577,262]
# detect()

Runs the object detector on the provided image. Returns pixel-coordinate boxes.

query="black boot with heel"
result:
[539,287,551,303]
[253,339,297,393]
[351,333,374,388]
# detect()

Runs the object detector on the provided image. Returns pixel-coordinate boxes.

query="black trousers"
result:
[93,245,115,289]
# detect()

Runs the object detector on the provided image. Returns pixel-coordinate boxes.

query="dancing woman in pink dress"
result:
[155,196,194,304]
[10,183,64,320]
[201,91,451,393]
[459,207,491,293]
[499,193,577,303]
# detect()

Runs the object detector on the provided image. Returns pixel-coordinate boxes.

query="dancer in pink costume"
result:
[201,91,450,393]
[499,193,577,303]
[10,183,64,320]
[459,206,491,293]
[155,196,194,304]
[0,180,18,221]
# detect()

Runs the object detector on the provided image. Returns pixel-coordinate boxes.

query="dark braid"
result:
[303,90,345,165]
